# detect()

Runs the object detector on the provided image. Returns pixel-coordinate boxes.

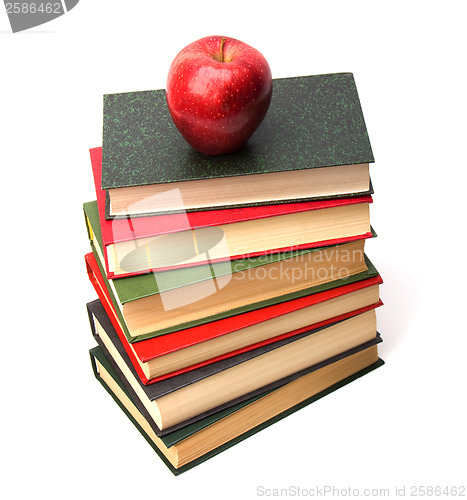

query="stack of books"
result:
[83,72,384,475]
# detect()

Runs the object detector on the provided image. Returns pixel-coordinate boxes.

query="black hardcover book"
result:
[102,73,374,216]
[87,299,382,437]
[90,343,384,475]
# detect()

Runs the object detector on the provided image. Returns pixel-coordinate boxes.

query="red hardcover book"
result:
[85,251,383,385]
[90,147,374,278]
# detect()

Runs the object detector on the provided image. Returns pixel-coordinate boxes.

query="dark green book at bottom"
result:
[90,342,384,475]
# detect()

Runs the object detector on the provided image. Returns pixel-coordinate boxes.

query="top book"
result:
[102,72,374,216]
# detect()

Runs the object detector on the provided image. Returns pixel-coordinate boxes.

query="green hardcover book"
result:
[102,73,374,217]
[90,343,384,475]
[84,200,376,342]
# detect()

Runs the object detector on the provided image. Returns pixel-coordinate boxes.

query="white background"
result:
[1,1,466,498]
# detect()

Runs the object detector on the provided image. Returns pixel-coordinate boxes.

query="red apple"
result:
[166,35,272,155]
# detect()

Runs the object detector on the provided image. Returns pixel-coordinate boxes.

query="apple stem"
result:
[219,37,225,62]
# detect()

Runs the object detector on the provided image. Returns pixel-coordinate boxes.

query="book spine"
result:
[85,256,150,385]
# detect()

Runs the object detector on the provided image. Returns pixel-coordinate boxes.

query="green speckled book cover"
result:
[102,73,374,190]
